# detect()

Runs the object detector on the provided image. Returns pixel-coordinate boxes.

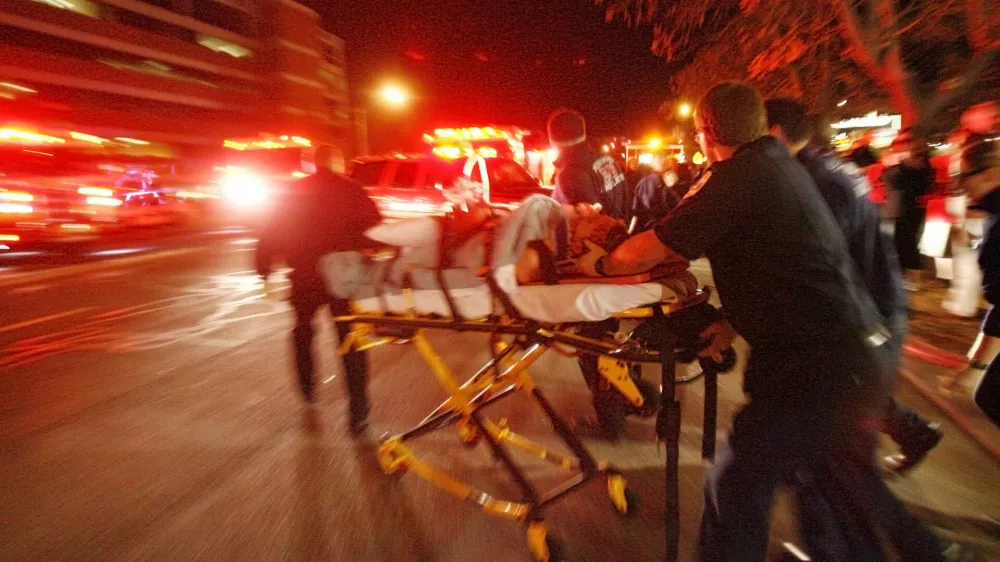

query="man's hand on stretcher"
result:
[578,230,686,278]
[579,228,736,361]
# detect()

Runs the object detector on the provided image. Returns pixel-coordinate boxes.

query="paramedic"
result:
[580,82,943,561]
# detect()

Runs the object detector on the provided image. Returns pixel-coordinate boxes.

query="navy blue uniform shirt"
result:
[654,137,883,359]
[632,173,682,231]
[553,144,631,220]
[797,145,906,322]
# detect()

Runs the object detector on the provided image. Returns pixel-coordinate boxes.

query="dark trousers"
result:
[290,288,369,421]
[879,318,935,450]
[699,351,941,562]
[975,360,1000,426]
[576,319,625,419]
[895,209,926,271]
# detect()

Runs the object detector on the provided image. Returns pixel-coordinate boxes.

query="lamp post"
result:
[354,82,411,156]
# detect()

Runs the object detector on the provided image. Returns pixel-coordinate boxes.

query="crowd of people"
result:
[254,82,998,560]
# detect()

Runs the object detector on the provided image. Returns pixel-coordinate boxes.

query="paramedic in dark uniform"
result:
[256,145,382,436]
[579,83,943,561]
[765,98,943,474]
[548,108,633,437]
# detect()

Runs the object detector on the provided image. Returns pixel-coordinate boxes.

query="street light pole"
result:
[352,82,410,157]
[354,106,369,157]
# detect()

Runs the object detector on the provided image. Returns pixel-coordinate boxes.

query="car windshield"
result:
[349,161,388,185]
[488,159,538,187]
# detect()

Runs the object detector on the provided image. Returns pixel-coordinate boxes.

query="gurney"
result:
[329,197,736,562]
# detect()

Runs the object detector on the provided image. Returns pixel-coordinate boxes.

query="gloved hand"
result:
[577,240,608,276]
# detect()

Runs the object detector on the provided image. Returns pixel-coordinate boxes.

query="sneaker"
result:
[883,422,943,474]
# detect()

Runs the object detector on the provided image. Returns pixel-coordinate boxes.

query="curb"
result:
[901,335,1000,462]
[903,337,968,369]
[899,367,1000,462]
[0,247,203,289]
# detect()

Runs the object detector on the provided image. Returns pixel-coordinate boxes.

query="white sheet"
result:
[352,281,673,323]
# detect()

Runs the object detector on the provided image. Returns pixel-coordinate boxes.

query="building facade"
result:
[0,0,348,147]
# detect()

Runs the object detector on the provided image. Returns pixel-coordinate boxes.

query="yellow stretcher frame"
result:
[334,289,728,562]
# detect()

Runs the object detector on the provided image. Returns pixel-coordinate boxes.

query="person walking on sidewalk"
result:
[940,135,1000,426]
[766,98,942,473]
[256,145,382,436]
[883,134,935,291]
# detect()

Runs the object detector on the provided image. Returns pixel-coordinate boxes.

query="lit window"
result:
[29,0,99,17]
[196,35,253,59]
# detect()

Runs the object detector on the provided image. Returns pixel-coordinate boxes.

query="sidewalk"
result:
[901,277,1000,461]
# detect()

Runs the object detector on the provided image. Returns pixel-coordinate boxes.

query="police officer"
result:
[579,82,942,561]
[256,145,382,436]
[547,108,633,438]
[765,98,942,474]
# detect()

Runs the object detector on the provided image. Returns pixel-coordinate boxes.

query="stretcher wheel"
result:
[607,474,640,517]
[526,522,565,562]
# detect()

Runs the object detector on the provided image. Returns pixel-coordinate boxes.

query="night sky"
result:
[309,0,675,152]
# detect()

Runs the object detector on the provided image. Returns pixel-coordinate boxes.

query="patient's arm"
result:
[595,230,687,276]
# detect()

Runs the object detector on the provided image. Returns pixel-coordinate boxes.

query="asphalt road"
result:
[1,242,997,561]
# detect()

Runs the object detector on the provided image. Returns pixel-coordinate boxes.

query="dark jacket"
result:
[256,169,382,290]
[552,144,631,220]
[797,145,907,322]
[632,173,682,232]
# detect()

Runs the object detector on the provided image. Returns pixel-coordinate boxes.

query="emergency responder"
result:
[548,108,634,438]
[579,82,943,561]
[548,108,630,220]
[256,145,382,436]
[631,154,683,232]
[765,98,943,474]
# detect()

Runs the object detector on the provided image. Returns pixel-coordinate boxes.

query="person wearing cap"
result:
[547,108,631,220]
[940,134,1000,425]
[256,145,381,436]
[578,82,943,561]
[547,108,635,438]
[765,98,942,475]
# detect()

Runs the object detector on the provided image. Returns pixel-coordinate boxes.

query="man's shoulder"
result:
[803,148,872,199]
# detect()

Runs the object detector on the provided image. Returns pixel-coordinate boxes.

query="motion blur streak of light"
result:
[78,186,113,197]
[1,251,43,258]
[0,204,33,214]
[0,82,37,93]
[89,248,145,257]
[86,197,123,207]
[70,132,105,144]
[114,137,150,145]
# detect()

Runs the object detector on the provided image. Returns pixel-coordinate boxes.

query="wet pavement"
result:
[1,245,998,561]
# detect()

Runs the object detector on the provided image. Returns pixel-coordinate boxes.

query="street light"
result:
[356,82,412,156]
[378,84,409,108]
[678,103,692,118]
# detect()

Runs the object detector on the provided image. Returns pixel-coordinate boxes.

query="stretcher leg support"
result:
[357,330,637,562]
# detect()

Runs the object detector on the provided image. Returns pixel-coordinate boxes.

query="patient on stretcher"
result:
[324,180,696,323]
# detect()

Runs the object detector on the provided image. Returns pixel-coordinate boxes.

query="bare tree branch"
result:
[967,0,989,52]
